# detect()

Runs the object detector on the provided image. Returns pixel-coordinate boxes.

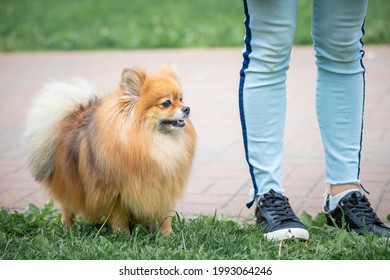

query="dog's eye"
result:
[180,98,183,102]
[161,100,172,108]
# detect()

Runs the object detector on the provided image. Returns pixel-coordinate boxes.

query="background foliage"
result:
[1,0,389,52]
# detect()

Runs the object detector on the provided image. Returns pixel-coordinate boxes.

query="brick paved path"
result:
[1,46,389,222]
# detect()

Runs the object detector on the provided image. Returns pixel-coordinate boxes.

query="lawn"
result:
[1,202,389,260]
[1,0,389,51]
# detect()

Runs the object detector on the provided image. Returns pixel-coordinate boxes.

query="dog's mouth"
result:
[160,119,186,129]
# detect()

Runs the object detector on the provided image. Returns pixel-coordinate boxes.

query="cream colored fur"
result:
[23,79,102,181]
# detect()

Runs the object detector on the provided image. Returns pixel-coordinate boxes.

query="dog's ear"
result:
[156,64,179,81]
[121,67,146,96]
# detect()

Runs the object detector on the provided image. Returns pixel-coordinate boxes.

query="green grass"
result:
[1,0,389,52]
[1,202,389,260]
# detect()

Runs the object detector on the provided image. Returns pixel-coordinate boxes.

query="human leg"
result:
[313,0,390,237]
[239,0,297,206]
[239,0,308,241]
[313,0,367,187]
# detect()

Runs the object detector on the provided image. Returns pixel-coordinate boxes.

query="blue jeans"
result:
[239,0,368,207]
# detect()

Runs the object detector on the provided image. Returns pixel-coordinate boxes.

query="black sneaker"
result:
[255,189,309,241]
[324,190,390,238]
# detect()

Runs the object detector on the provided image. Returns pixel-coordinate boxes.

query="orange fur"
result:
[29,66,196,235]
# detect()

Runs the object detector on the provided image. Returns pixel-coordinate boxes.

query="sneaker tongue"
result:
[265,189,284,198]
[347,191,366,205]
[262,191,285,205]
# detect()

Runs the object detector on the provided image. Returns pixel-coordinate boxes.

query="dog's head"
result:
[120,66,190,134]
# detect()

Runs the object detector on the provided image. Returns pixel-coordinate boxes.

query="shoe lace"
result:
[259,190,296,224]
[344,192,380,225]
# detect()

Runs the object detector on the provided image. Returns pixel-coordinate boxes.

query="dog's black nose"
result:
[181,106,190,116]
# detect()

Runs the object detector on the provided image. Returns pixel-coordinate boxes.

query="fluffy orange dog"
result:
[24,66,196,235]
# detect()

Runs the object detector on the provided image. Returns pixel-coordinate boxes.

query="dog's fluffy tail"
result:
[24,79,102,181]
